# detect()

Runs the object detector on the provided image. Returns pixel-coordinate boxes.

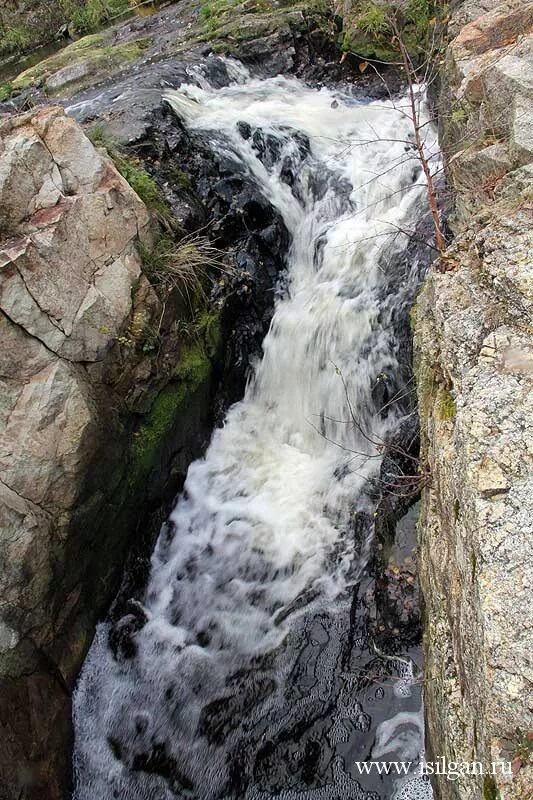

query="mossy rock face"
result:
[129,338,214,485]
[12,34,151,93]
[198,310,222,358]
[339,0,443,64]
[194,0,326,46]
[340,29,397,61]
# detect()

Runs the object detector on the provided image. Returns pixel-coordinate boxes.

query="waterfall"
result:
[73,61,437,800]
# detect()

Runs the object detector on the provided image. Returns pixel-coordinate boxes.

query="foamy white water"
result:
[73,61,438,800]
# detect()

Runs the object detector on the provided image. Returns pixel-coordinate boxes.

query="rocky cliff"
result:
[0,104,222,800]
[415,1,533,798]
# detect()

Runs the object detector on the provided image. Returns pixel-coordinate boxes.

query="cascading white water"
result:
[73,61,437,800]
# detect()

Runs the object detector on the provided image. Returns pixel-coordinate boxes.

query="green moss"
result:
[483,776,500,800]
[193,0,314,43]
[197,309,222,358]
[166,165,193,191]
[12,34,151,92]
[340,0,443,62]
[439,388,456,421]
[356,2,390,37]
[409,299,417,332]
[174,339,212,384]
[0,26,33,56]
[0,83,13,102]
[200,0,278,34]
[130,384,184,478]
[113,154,172,223]
[340,34,397,61]
[129,341,211,480]
[64,0,131,34]
[87,135,173,225]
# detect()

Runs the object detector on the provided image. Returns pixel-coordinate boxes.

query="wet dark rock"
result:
[237,120,252,139]
[108,614,141,660]
[367,413,423,653]
[371,369,400,417]
[372,562,421,650]
[135,106,294,409]
[199,675,277,745]
[252,128,282,168]
[108,600,149,660]
[131,742,194,793]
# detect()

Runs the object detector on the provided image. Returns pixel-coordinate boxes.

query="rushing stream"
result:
[73,61,437,800]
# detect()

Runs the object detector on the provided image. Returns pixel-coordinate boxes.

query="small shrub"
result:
[115,156,172,222]
[0,26,33,55]
[200,0,238,33]
[357,2,390,37]
[86,122,113,148]
[451,108,467,124]
[140,233,231,308]
[0,83,13,102]
[61,0,131,34]
[340,0,444,62]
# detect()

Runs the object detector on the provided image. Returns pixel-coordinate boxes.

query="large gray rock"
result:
[0,108,149,362]
[417,3,533,799]
[452,0,533,58]
[445,2,533,155]
[0,106,152,799]
[45,60,92,93]
[510,93,533,165]
[0,104,219,800]
[416,210,533,800]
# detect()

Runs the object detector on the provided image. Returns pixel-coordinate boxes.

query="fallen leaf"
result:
[359,61,369,73]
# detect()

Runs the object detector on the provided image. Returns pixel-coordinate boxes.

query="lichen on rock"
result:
[415,2,533,798]
[11,33,152,95]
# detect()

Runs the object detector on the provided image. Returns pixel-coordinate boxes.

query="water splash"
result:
[73,62,438,800]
